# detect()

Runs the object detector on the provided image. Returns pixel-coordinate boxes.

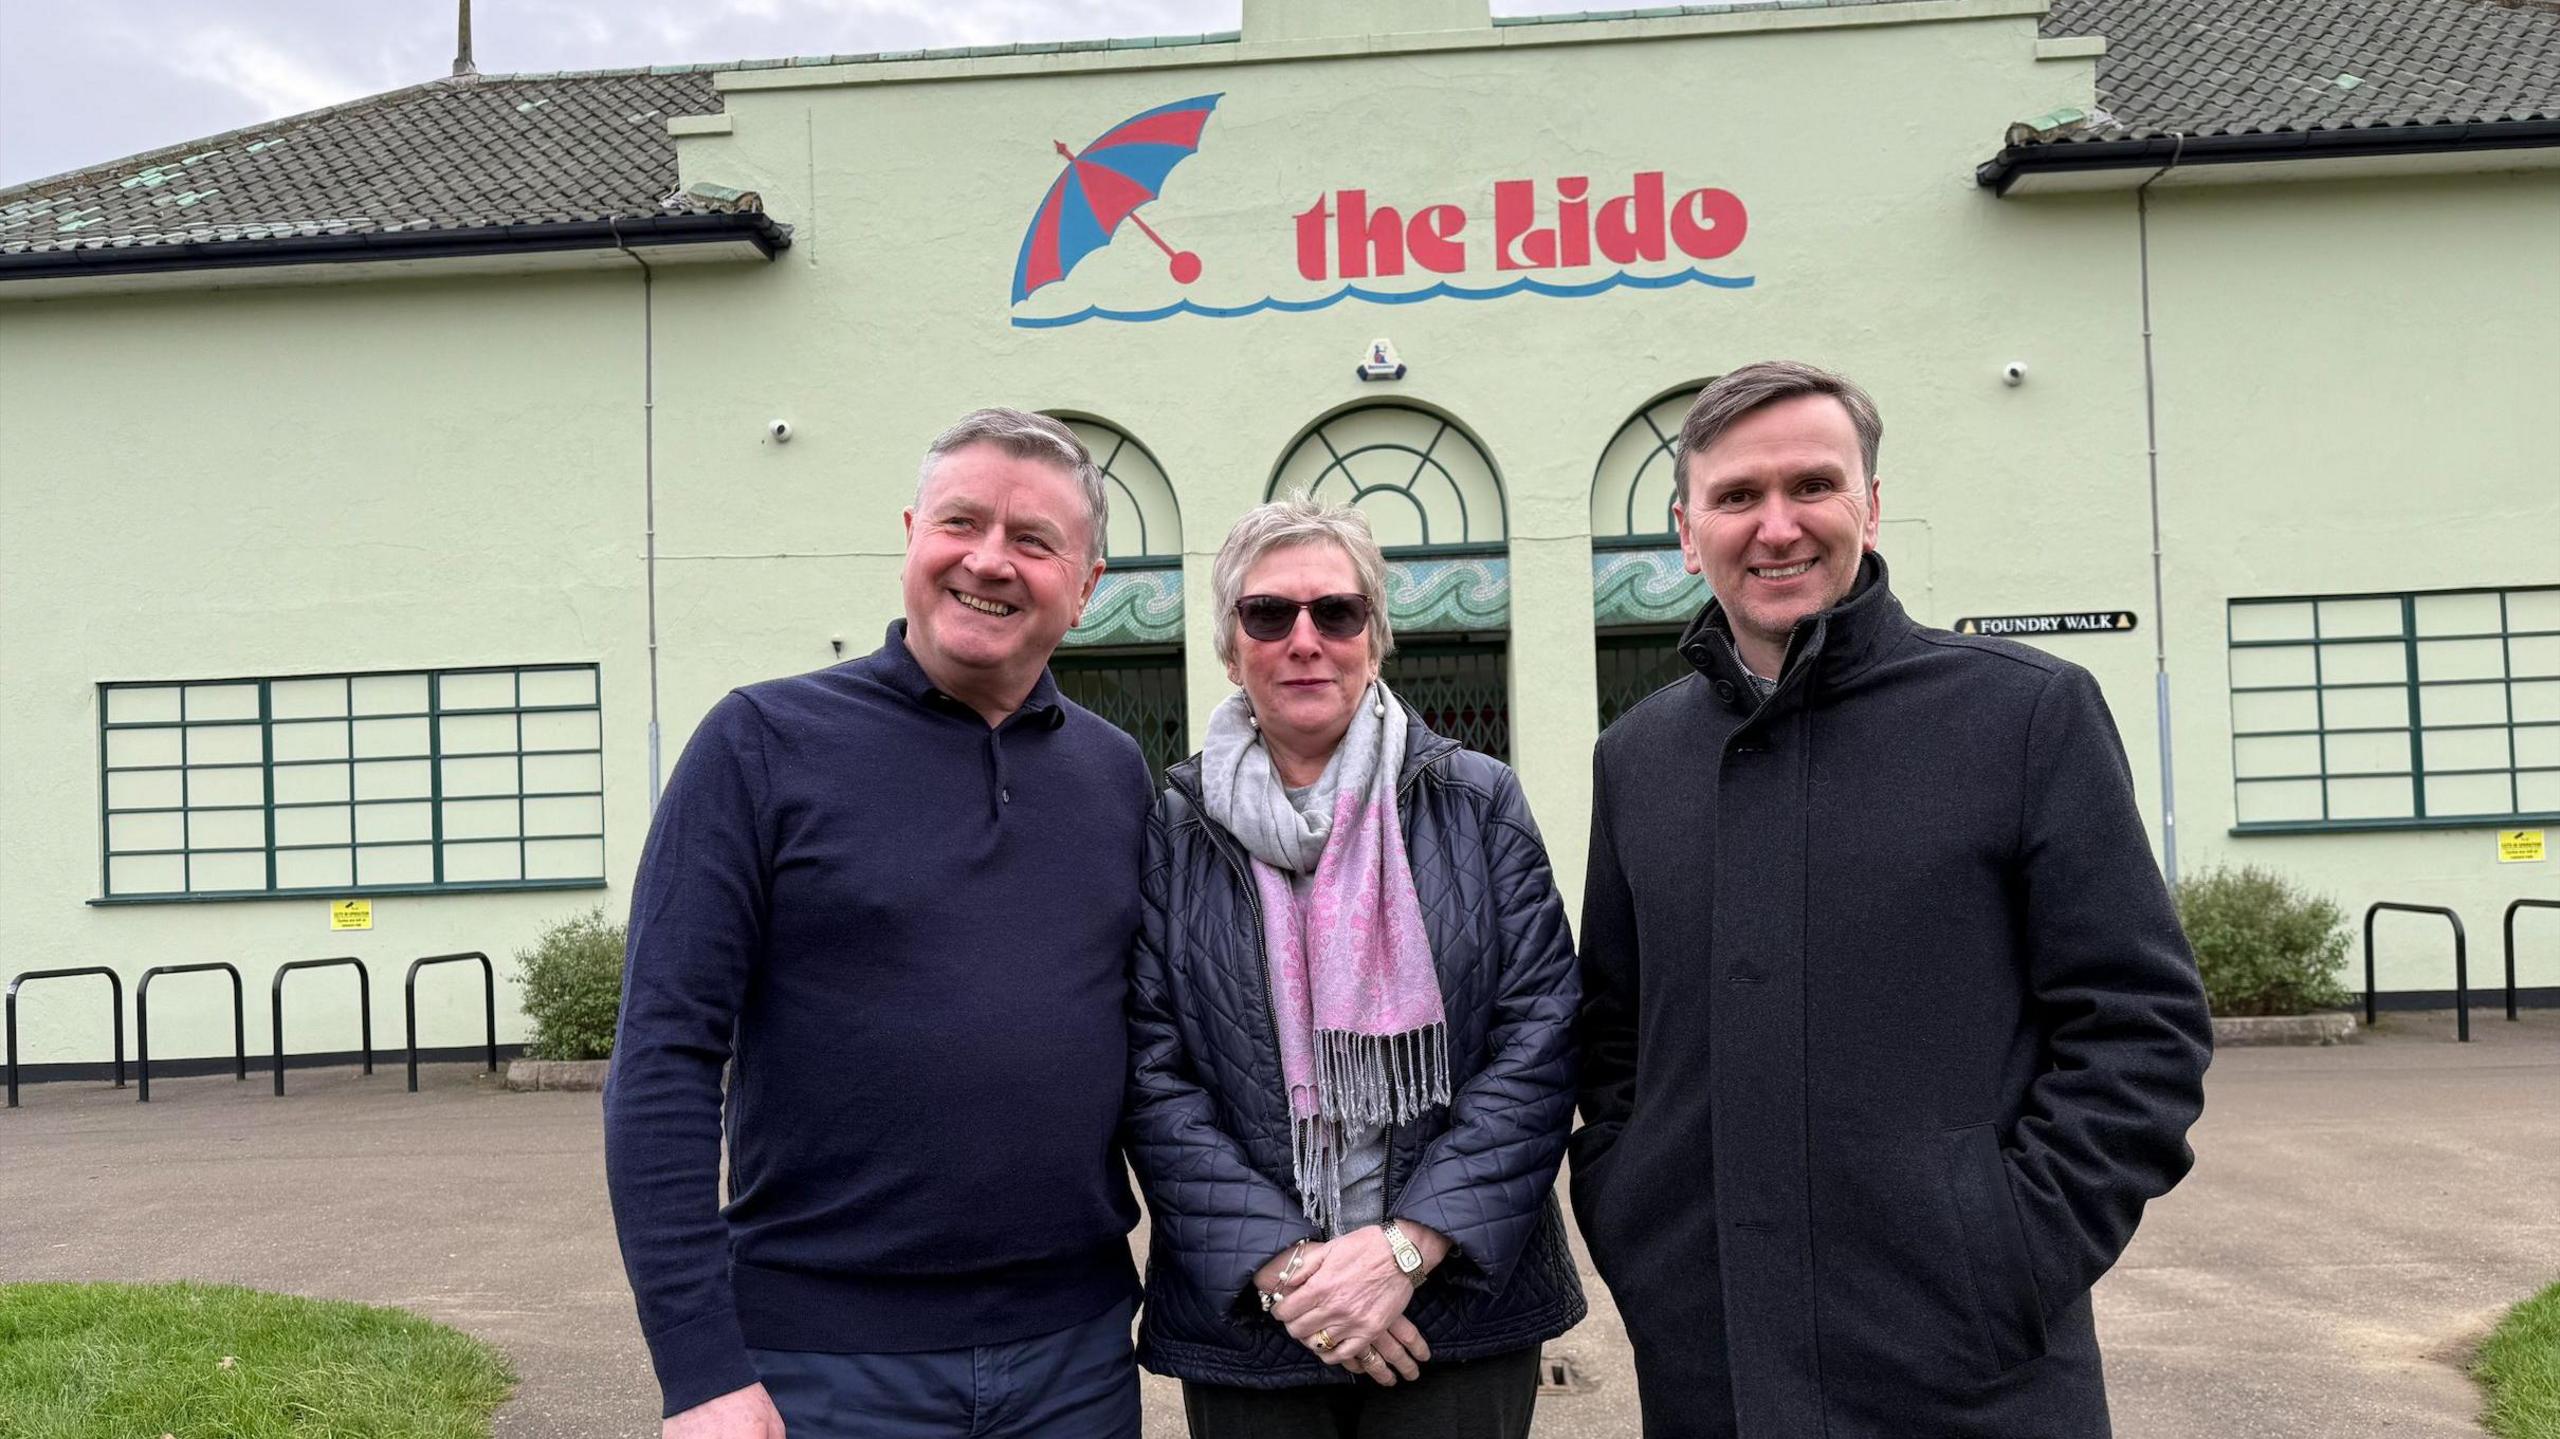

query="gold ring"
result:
[1312,1329,1334,1352]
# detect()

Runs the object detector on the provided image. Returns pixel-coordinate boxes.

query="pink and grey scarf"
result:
[1201,682,1450,1233]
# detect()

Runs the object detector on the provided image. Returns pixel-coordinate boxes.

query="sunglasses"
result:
[1233,593,1374,643]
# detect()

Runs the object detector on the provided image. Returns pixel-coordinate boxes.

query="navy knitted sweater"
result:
[603,624,1152,1417]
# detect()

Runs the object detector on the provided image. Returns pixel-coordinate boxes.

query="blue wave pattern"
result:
[1012,266,1754,329]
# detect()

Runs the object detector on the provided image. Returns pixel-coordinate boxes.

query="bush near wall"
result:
[2175,865,2352,1017]
[513,907,626,1060]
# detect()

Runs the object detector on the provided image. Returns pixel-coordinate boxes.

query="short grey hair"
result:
[915,408,1109,562]
[1674,360,1884,504]
[1210,493,1396,667]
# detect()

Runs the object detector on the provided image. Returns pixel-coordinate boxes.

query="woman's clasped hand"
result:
[1255,1226,1450,1384]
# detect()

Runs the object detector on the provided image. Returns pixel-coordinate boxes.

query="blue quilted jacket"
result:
[1126,714,1587,1387]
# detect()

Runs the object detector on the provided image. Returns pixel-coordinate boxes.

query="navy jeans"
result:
[748,1297,1139,1439]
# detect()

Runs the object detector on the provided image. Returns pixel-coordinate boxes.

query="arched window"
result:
[1269,404,1510,758]
[1049,415,1187,782]
[1267,403,1505,553]
[1591,385,1714,728]
[1059,416,1182,564]
[1588,384,1701,544]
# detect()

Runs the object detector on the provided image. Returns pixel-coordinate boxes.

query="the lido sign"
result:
[1010,93,1754,329]
[1292,174,1747,281]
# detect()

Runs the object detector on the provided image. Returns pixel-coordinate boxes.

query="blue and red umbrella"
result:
[1012,93,1221,304]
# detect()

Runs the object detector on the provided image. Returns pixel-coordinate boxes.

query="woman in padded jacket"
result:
[1123,494,1585,1438]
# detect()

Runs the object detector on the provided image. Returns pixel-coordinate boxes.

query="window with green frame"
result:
[2227,587,2560,831]
[97,665,606,901]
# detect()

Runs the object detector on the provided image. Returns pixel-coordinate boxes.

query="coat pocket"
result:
[1941,1121,2048,1376]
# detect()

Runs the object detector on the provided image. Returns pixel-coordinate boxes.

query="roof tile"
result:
[7,4,2551,254]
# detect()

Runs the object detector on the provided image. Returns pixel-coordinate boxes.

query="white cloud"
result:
[3,0,1561,186]
[151,24,379,119]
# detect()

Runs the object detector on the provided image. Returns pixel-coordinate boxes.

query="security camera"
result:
[2001,362,2027,387]
[768,419,793,442]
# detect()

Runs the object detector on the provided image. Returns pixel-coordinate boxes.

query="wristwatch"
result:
[1383,1221,1426,1283]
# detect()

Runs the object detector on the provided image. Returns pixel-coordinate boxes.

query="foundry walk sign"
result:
[1953,610,2139,637]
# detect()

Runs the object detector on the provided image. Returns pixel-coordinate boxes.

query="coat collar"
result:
[1676,552,1910,718]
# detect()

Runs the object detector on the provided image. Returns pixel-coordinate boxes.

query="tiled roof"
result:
[2043,0,2560,140]
[3,4,2551,255]
[0,70,723,255]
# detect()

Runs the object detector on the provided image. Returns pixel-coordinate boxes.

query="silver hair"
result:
[914,408,1109,562]
[1674,360,1884,503]
[1210,493,1397,667]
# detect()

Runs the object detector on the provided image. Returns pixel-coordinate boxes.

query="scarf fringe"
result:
[1290,1024,1452,1232]
[1316,1023,1450,1126]
[1292,1117,1344,1238]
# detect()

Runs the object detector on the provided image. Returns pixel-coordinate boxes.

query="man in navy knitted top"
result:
[604,408,1154,1439]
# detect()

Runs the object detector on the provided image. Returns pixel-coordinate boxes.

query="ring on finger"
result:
[1312,1329,1334,1352]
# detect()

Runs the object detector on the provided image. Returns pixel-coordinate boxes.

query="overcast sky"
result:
[0,1,1577,188]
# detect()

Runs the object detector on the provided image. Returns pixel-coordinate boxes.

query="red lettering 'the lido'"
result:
[1495,172,1746,270]
[1296,192,1469,281]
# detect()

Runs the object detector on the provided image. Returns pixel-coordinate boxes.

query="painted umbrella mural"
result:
[1011,93,1222,304]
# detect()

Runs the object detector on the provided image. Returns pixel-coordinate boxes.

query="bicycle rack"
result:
[5,966,125,1108]
[404,951,498,1092]
[2507,899,2559,1025]
[271,956,373,1096]
[2363,902,2469,1042]
[135,962,247,1103]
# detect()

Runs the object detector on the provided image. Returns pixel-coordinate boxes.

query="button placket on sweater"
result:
[982,703,1066,818]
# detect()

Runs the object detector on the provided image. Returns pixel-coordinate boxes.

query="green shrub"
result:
[2175,864,2351,1017]
[513,907,627,1060]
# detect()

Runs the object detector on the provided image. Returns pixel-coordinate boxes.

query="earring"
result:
[1248,711,1259,730]
[1372,696,1387,718]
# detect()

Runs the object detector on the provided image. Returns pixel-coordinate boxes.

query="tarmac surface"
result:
[1,1009,2552,1437]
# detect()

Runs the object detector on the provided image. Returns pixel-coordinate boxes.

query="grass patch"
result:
[2478,1279,2560,1439]
[0,1281,515,1438]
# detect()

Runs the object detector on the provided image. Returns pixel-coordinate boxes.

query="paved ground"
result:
[2,1011,2551,1437]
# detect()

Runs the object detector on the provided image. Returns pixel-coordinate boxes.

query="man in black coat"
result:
[1572,360,2213,1438]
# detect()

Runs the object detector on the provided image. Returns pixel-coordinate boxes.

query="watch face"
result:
[1387,1227,1422,1272]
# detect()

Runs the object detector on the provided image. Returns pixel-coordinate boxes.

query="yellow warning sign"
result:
[331,898,374,930]
[2500,830,2547,864]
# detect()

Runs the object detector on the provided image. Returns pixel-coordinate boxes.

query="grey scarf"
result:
[1200,683,1399,873]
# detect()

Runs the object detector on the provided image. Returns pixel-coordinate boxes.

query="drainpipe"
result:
[2135,134,2185,885]
[608,221,666,810]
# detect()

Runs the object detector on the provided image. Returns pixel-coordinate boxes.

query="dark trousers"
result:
[748,1296,1139,1439]
[1180,1346,1541,1439]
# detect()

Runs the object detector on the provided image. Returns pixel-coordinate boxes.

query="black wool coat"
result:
[1573,556,2212,1438]
[1126,714,1587,1387]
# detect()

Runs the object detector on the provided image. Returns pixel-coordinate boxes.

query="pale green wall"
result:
[2142,170,2560,995]
[0,273,656,1065]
